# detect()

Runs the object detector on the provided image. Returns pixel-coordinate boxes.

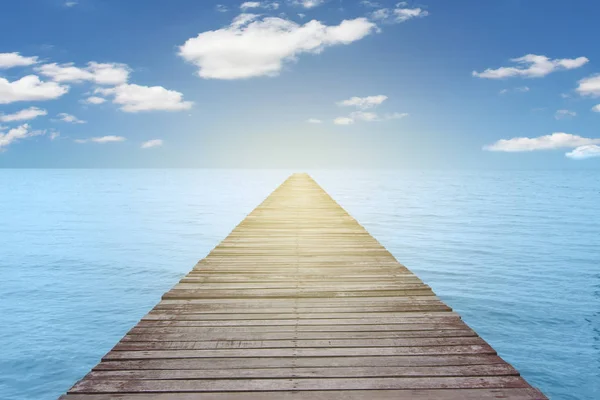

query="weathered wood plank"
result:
[60,388,547,400]
[113,337,486,350]
[85,364,519,380]
[93,354,509,371]
[70,376,529,393]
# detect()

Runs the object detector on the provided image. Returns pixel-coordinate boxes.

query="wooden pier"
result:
[60,173,546,399]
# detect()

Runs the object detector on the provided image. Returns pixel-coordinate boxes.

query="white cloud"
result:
[566,145,600,160]
[179,14,376,79]
[215,4,228,12]
[50,131,60,140]
[592,104,600,113]
[484,133,600,152]
[370,8,390,20]
[337,95,387,109]
[0,75,69,104]
[36,62,130,85]
[83,96,106,104]
[141,139,163,148]
[335,94,407,124]
[241,1,278,10]
[96,83,193,112]
[292,0,324,8]
[75,135,126,144]
[64,1,78,7]
[473,55,589,79]
[555,109,576,120]
[370,4,428,23]
[0,107,47,122]
[241,2,261,9]
[0,52,39,69]
[576,74,600,97]
[57,113,86,124]
[334,116,354,125]
[307,118,322,123]
[0,124,45,150]
[394,7,429,23]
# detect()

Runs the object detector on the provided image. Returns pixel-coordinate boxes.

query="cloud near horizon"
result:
[473,54,589,79]
[484,133,600,160]
[178,14,377,79]
[566,145,600,159]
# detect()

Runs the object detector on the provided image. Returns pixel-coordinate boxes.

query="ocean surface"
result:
[1,169,598,400]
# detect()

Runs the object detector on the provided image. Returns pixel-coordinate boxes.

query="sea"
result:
[1,169,599,400]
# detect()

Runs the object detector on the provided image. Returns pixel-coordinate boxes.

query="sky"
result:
[1,0,600,168]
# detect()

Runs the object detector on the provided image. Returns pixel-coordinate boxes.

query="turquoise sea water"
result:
[1,169,598,400]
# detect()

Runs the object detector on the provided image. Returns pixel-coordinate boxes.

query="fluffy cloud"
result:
[96,84,192,112]
[0,124,45,150]
[0,107,47,122]
[592,104,600,112]
[141,139,163,148]
[307,118,322,123]
[555,109,576,120]
[64,1,78,6]
[566,145,600,160]
[484,133,600,152]
[370,4,429,23]
[0,52,39,69]
[36,62,130,85]
[75,135,125,144]
[215,4,228,12]
[57,113,86,124]
[83,96,106,104]
[292,0,324,8]
[334,94,407,124]
[0,75,69,104]
[241,1,279,10]
[394,7,429,23]
[473,55,589,79]
[179,14,377,79]
[333,116,354,125]
[576,74,600,97]
[337,95,387,109]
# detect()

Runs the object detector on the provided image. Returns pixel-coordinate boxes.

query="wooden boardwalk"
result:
[60,173,546,399]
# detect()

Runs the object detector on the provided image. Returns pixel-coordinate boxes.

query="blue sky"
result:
[1,0,599,168]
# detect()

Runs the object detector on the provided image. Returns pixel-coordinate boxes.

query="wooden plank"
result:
[112,337,486,350]
[85,364,519,380]
[122,330,477,341]
[60,173,546,399]
[60,388,547,400]
[93,354,509,370]
[69,376,529,393]
[102,345,496,360]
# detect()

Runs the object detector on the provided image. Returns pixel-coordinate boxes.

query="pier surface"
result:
[61,173,546,399]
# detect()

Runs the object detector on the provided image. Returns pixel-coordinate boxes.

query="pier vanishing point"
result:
[61,173,546,400]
